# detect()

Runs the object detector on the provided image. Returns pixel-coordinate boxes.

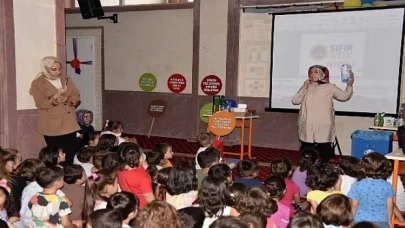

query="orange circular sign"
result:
[208,111,236,136]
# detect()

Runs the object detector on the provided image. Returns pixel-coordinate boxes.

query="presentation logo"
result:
[310,44,328,60]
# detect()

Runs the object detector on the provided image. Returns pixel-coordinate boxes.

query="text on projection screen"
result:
[270,8,404,114]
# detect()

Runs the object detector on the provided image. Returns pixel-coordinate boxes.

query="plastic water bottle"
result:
[374,113,380,126]
[379,112,385,127]
[397,108,404,127]
[340,64,352,83]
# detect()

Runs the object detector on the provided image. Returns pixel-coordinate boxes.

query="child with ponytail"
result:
[81,169,119,226]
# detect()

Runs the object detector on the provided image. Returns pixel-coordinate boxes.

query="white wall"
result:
[14,0,56,110]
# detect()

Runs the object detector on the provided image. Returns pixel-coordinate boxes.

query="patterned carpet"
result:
[133,134,301,181]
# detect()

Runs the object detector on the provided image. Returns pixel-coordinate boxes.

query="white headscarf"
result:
[36,56,61,80]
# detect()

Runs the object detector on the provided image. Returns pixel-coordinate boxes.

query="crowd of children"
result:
[0,114,403,228]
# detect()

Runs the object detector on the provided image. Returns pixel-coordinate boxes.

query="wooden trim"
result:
[225,0,241,98]
[240,0,334,6]
[55,0,66,65]
[65,2,194,14]
[0,0,17,148]
[188,0,200,142]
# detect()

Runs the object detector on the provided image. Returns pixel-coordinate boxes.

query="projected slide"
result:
[270,8,404,114]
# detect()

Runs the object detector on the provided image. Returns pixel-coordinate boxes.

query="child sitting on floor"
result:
[195,133,212,169]
[234,159,263,189]
[62,164,86,224]
[153,143,174,168]
[107,192,139,228]
[270,158,309,217]
[28,166,76,228]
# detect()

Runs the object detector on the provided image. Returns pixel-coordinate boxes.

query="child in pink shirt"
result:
[270,158,309,217]
[265,175,290,228]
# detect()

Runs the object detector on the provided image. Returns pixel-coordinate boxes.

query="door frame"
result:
[66,27,104,131]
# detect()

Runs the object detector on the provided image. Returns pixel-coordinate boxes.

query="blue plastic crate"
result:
[351,130,393,159]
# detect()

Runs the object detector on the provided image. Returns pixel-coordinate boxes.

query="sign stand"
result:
[147,100,166,138]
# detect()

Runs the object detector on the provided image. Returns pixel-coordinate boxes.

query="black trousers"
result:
[300,141,335,163]
[44,132,77,165]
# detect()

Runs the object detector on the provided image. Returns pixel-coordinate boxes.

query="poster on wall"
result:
[139,73,157,92]
[167,73,187,93]
[238,13,273,98]
[201,75,222,95]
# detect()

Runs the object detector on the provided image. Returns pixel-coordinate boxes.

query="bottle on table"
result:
[396,108,405,127]
[212,95,221,113]
[374,113,380,127]
[379,112,385,127]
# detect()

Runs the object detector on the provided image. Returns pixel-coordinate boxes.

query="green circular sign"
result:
[199,103,213,123]
[139,73,157,92]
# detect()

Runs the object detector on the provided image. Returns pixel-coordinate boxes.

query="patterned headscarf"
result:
[76,109,93,126]
[308,65,330,83]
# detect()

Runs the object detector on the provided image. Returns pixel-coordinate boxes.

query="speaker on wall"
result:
[77,0,105,19]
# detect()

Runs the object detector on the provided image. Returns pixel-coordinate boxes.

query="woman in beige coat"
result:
[30,56,80,164]
[292,65,354,162]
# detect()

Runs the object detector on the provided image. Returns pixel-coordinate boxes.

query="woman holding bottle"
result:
[292,65,354,163]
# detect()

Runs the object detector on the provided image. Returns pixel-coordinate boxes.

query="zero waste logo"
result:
[310,44,328,60]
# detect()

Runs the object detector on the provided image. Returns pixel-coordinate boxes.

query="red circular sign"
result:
[201,75,222,95]
[167,74,186,93]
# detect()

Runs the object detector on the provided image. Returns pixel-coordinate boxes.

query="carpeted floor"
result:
[133,134,301,181]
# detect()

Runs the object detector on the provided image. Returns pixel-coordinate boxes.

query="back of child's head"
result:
[105,120,123,132]
[35,166,64,188]
[82,132,99,146]
[316,194,353,227]
[153,143,172,155]
[237,159,259,178]
[197,148,220,169]
[353,221,379,228]
[167,161,197,196]
[234,187,277,217]
[15,159,44,182]
[209,217,249,228]
[194,175,233,217]
[358,152,392,180]
[178,207,205,228]
[38,147,60,166]
[264,175,286,200]
[287,211,324,228]
[146,150,164,166]
[306,163,339,191]
[133,201,182,228]
[339,156,359,178]
[102,152,121,171]
[92,150,110,171]
[63,164,85,185]
[228,182,247,198]
[77,146,97,164]
[208,164,232,183]
[155,167,172,201]
[196,132,211,147]
[117,142,141,169]
[88,208,122,228]
[239,212,267,228]
[270,158,292,178]
[298,149,318,172]
[82,169,118,226]
[146,164,158,181]
[98,134,118,151]
[107,191,139,220]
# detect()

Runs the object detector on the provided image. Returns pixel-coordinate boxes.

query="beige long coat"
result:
[30,75,80,136]
[292,83,353,143]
